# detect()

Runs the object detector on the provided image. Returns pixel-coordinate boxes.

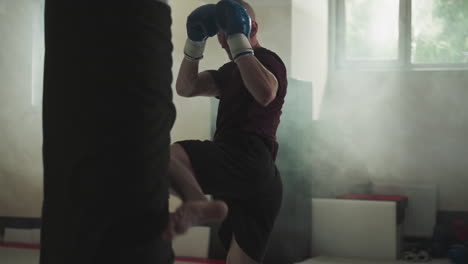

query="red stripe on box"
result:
[0,241,40,250]
[339,194,407,201]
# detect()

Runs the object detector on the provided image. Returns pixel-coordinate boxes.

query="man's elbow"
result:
[176,88,188,97]
[176,84,193,97]
[259,82,278,106]
[259,91,276,107]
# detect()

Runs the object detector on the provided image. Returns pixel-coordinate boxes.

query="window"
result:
[344,0,400,61]
[335,0,468,69]
[412,0,468,64]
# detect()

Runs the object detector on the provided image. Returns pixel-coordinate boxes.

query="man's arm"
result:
[175,59,220,98]
[235,55,278,107]
[215,0,278,107]
[176,4,220,98]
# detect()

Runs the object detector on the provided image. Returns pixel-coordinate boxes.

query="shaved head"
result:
[233,0,256,21]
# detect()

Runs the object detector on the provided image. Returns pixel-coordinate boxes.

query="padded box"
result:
[311,198,406,260]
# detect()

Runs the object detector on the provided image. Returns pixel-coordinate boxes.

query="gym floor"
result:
[0,246,210,264]
[0,225,219,264]
[296,256,451,264]
[0,247,453,264]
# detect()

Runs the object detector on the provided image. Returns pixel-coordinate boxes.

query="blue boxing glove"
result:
[216,0,254,61]
[184,4,218,61]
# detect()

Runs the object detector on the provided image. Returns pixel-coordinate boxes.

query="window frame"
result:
[333,0,468,71]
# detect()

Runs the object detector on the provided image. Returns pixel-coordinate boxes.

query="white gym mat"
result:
[296,256,451,264]
[311,198,400,260]
[0,247,39,264]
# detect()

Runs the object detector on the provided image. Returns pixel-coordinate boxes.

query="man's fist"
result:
[216,0,254,61]
[187,4,218,41]
[216,0,251,38]
[184,4,218,60]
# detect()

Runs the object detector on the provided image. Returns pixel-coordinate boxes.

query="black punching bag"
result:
[40,0,176,263]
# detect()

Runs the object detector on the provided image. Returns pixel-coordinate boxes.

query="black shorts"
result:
[176,133,283,263]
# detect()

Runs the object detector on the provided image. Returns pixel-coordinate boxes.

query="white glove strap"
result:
[227,33,254,61]
[184,39,206,61]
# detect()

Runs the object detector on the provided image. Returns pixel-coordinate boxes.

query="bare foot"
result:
[163,200,228,240]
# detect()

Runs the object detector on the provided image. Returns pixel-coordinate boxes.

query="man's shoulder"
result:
[254,47,287,78]
[254,47,286,69]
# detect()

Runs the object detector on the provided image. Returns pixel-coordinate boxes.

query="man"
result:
[165,1,287,263]
[41,0,177,263]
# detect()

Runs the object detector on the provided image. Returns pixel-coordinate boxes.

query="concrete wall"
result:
[0,0,44,217]
[291,0,328,119]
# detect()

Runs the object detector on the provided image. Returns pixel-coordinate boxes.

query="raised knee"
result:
[170,143,191,168]
[170,144,184,160]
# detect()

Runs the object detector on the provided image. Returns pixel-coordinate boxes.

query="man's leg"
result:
[163,143,228,240]
[169,144,206,201]
[227,236,259,264]
[169,137,281,263]
[168,144,266,264]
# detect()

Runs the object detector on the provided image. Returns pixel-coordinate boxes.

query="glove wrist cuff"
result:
[184,38,206,61]
[227,33,254,61]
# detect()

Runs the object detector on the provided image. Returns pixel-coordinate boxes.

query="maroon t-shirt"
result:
[209,47,287,160]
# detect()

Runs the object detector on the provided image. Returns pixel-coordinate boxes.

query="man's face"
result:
[217,32,233,60]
